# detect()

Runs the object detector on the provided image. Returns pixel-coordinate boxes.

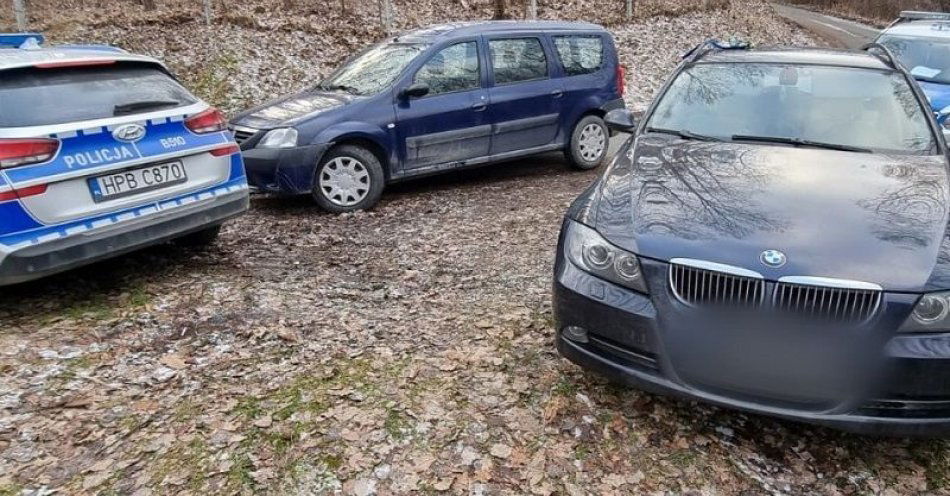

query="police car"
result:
[0,33,248,285]
[875,11,950,129]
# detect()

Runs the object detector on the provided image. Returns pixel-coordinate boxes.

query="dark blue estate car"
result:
[231,21,625,212]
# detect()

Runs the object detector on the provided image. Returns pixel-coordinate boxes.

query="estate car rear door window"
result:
[489,38,549,84]
[395,41,491,170]
[553,35,604,76]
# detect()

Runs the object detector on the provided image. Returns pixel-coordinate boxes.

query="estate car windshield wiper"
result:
[316,83,361,95]
[731,134,872,153]
[645,126,721,142]
[113,100,181,116]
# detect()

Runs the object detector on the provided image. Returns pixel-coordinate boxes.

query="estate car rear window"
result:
[553,35,604,76]
[489,38,548,84]
[0,64,196,127]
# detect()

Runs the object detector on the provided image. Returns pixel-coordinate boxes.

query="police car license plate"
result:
[89,161,187,202]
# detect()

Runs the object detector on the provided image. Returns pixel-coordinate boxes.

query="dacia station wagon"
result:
[0,33,248,286]
[231,21,626,213]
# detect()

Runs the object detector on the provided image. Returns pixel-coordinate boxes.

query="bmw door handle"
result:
[471,102,488,111]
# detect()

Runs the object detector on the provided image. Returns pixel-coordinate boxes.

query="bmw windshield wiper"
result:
[113,100,181,116]
[731,134,872,153]
[645,127,721,142]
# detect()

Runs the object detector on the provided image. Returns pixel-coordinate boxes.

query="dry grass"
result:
[788,0,950,24]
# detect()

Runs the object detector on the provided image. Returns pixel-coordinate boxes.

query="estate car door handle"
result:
[551,90,564,98]
[471,102,488,111]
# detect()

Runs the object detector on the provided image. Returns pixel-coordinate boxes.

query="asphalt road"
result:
[772,3,880,49]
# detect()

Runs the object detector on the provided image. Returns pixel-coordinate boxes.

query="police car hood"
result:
[231,90,357,129]
[590,135,950,292]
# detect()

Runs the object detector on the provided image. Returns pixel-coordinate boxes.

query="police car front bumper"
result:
[242,144,331,195]
[0,188,248,285]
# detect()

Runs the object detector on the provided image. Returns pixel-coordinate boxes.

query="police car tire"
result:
[176,225,222,247]
[566,115,609,170]
[311,145,385,214]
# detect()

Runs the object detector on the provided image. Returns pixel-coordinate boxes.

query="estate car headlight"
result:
[900,291,950,333]
[258,128,298,149]
[564,219,648,293]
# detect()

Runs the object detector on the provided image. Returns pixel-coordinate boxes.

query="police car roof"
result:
[0,47,165,72]
[699,47,893,71]
[883,19,950,39]
[393,20,605,42]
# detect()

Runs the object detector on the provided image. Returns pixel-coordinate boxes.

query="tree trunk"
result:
[13,0,27,30]
[379,0,394,33]
[493,0,506,19]
[203,0,212,25]
[526,0,536,19]
[141,0,155,10]
[340,0,346,15]
[625,0,633,21]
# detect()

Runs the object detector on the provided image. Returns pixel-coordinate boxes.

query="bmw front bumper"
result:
[0,185,248,285]
[553,235,950,437]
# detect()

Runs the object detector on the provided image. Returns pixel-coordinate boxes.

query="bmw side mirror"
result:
[399,82,430,100]
[604,109,638,133]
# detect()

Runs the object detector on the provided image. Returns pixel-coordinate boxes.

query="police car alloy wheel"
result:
[312,145,385,213]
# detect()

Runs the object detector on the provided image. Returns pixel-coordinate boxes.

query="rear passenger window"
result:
[489,38,548,84]
[414,42,481,95]
[553,36,604,76]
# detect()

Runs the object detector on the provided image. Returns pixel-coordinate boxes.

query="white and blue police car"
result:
[0,33,248,285]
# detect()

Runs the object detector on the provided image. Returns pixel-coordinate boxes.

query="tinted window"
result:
[414,42,480,95]
[553,35,604,76]
[320,42,428,96]
[489,38,548,84]
[879,34,950,85]
[0,64,196,128]
[647,63,935,154]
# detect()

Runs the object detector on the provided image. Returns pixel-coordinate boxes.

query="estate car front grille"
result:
[668,260,883,323]
[230,126,258,146]
[669,262,765,309]
[774,281,881,324]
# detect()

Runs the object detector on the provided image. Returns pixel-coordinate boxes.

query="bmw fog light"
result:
[258,128,298,149]
[564,219,649,293]
[562,326,589,343]
[900,291,950,332]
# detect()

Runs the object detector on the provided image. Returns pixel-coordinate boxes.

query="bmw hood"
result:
[918,80,950,112]
[231,90,358,129]
[590,135,950,292]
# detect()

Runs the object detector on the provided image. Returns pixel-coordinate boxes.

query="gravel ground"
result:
[4,1,950,495]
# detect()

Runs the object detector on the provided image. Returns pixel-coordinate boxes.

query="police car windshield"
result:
[647,63,936,155]
[878,34,950,84]
[0,64,196,128]
[319,42,428,96]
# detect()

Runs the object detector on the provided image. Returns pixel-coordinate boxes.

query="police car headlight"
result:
[258,128,298,149]
[563,219,648,293]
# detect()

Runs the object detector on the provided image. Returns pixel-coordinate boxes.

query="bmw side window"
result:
[553,35,604,76]
[489,38,548,85]
[414,42,480,96]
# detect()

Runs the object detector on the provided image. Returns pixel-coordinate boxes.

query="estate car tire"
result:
[311,145,385,213]
[566,115,609,170]
[175,225,222,247]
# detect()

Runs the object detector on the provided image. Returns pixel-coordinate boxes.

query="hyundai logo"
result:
[112,123,146,143]
[760,249,787,268]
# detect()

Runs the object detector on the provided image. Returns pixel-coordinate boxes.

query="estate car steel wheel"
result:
[319,156,371,207]
[566,115,609,170]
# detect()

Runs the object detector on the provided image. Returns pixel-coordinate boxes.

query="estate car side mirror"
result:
[399,82,430,100]
[604,109,638,133]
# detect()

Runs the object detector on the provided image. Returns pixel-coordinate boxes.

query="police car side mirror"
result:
[399,82,430,100]
[605,109,638,133]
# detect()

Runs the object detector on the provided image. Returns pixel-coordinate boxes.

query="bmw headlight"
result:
[563,219,648,293]
[899,291,950,332]
[258,128,298,149]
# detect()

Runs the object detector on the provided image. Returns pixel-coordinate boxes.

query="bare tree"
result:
[526,0,536,19]
[140,0,155,10]
[625,0,633,21]
[203,0,212,25]
[12,0,27,30]
[493,0,507,19]
[379,0,394,33]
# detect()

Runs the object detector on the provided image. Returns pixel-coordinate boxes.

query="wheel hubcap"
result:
[319,156,370,207]
[578,123,606,162]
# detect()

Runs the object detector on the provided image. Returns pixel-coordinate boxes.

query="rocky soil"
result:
[3,0,950,495]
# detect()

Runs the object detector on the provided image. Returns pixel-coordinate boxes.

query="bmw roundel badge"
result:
[760,249,787,268]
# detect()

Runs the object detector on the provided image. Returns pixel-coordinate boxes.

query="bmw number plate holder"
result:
[88,161,187,202]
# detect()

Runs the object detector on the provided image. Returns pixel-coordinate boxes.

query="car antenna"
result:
[681,38,750,64]
[862,42,900,71]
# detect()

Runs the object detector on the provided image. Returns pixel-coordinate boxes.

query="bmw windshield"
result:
[647,63,936,154]
[318,42,428,96]
[878,34,950,84]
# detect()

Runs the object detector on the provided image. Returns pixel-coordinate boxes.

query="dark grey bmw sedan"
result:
[553,43,950,436]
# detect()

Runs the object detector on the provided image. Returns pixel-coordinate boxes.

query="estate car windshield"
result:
[647,63,936,154]
[878,34,950,85]
[318,42,428,96]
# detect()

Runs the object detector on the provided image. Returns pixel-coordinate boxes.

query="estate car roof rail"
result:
[682,38,751,63]
[862,42,900,70]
